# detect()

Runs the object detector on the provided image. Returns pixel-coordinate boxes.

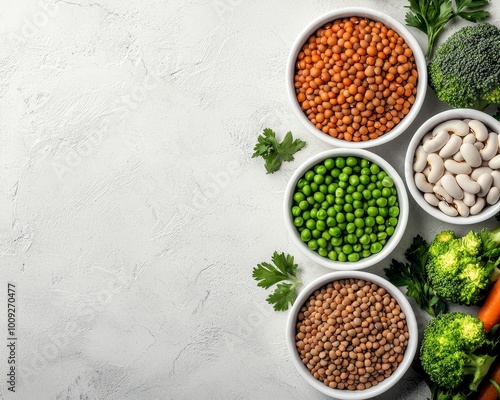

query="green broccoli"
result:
[429,23,500,110]
[420,313,496,392]
[426,229,500,305]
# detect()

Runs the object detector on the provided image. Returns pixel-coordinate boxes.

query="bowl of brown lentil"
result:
[286,8,427,148]
[286,271,418,399]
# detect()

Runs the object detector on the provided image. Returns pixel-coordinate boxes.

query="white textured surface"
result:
[0,1,499,399]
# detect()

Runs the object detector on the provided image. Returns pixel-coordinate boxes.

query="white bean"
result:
[461,143,482,168]
[422,166,431,179]
[474,142,484,151]
[414,173,433,193]
[471,167,493,181]
[477,173,493,197]
[433,185,453,203]
[469,120,489,141]
[423,131,450,153]
[492,170,500,188]
[438,201,458,216]
[470,198,485,215]
[413,146,428,173]
[433,119,469,136]
[463,133,476,144]
[424,193,440,207]
[453,151,465,162]
[455,174,481,194]
[439,135,462,158]
[422,132,433,145]
[453,200,469,217]
[444,159,472,175]
[463,192,476,207]
[488,154,500,169]
[427,153,444,183]
[487,187,500,205]
[480,132,498,161]
[441,175,463,200]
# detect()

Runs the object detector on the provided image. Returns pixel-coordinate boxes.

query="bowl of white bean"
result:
[405,109,500,224]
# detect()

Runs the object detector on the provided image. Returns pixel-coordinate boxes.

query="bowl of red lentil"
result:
[286,8,427,148]
[286,271,418,399]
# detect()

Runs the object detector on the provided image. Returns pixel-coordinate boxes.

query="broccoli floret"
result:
[421,313,496,392]
[429,23,500,110]
[426,230,500,305]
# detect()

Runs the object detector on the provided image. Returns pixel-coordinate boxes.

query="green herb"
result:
[405,0,490,57]
[252,252,302,311]
[252,129,306,174]
[384,235,447,317]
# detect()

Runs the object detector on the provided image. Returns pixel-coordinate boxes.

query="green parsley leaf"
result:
[252,251,302,311]
[252,128,306,174]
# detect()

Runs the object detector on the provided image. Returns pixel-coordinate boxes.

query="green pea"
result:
[382,188,391,198]
[303,211,311,220]
[366,216,375,227]
[354,218,364,228]
[339,173,349,182]
[335,197,345,205]
[335,188,345,198]
[306,219,316,230]
[317,220,326,231]
[360,159,369,168]
[370,175,378,183]
[348,175,359,186]
[352,192,362,201]
[368,199,376,207]
[344,204,353,214]
[362,190,372,200]
[348,253,360,262]
[336,213,345,223]
[354,209,364,218]
[314,175,325,185]
[310,182,318,192]
[331,168,341,178]
[322,231,332,240]
[370,233,377,242]
[357,185,366,193]
[310,209,318,219]
[342,166,353,175]
[380,239,387,245]
[346,223,356,234]
[326,217,336,227]
[346,213,355,222]
[389,217,398,226]
[370,163,380,174]
[330,227,341,237]
[312,230,321,239]
[361,167,370,176]
[359,234,370,245]
[376,197,388,207]
[297,179,307,189]
[370,242,382,253]
[316,165,327,175]
[377,225,385,232]
[346,185,356,194]
[302,185,312,196]
[335,157,346,169]
[386,226,395,236]
[353,200,363,210]
[338,181,348,189]
[334,204,343,212]
[367,207,378,217]
[342,244,353,254]
[391,188,397,195]
[318,248,328,257]
[324,158,335,170]
[376,181,383,190]
[321,201,329,209]
[318,238,327,248]
[354,165,361,173]
[305,171,314,181]
[328,184,337,194]
[308,240,318,250]
[294,217,304,227]
[327,207,336,217]
[347,234,357,244]
[389,206,399,217]
[353,243,362,252]
[345,194,354,204]
[307,196,315,205]
[331,237,343,246]
[325,176,333,185]
[362,249,371,258]
[378,232,387,241]
[382,176,394,188]
[360,175,370,185]
[338,222,347,230]
[299,200,309,210]
[364,227,372,234]
[328,251,337,261]
[338,252,347,262]
[320,185,327,194]
[301,229,311,242]
[372,189,381,199]
[291,206,301,217]
[355,228,364,238]
[378,207,388,217]
[317,210,327,220]
[388,196,397,206]
[294,192,305,203]
[367,183,376,191]
[344,156,356,166]
[314,192,325,202]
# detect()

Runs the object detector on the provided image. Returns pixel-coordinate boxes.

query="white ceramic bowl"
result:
[286,8,427,149]
[286,271,418,399]
[284,149,409,270]
[405,109,500,225]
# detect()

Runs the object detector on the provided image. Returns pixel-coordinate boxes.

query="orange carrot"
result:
[478,279,500,332]
[475,360,500,400]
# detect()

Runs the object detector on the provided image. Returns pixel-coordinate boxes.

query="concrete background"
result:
[0,0,499,399]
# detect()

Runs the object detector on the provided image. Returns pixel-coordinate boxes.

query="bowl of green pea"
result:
[284,149,408,270]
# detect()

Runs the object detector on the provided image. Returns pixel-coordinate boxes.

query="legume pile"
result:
[291,156,399,262]
[294,17,418,142]
[295,279,409,390]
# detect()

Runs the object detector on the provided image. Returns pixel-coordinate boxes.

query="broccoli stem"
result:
[464,354,496,391]
[489,226,500,245]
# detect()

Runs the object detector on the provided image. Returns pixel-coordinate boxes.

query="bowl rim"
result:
[286,271,418,399]
[404,108,500,225]
[286,7,427,149]
[283,149,409,270]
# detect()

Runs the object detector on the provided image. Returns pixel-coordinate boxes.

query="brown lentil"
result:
[295,279,409,391]
[294,17,418,142]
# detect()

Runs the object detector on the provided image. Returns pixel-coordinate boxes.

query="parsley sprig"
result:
[384,235,447,317]
[252,128,306,174]
[405,0,490,57]
[252,252,302,311]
